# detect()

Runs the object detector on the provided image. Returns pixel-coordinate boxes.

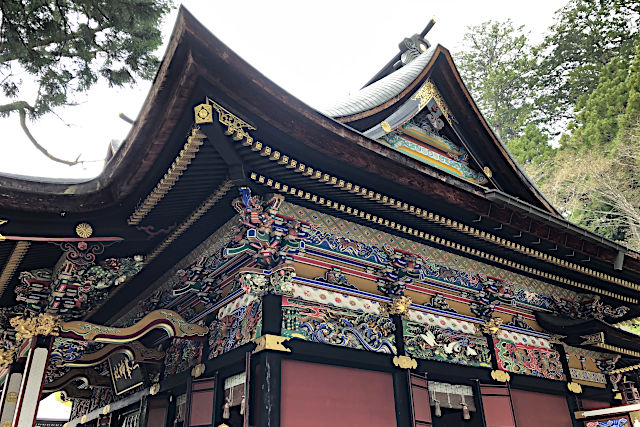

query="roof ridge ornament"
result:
[394,34,431,69]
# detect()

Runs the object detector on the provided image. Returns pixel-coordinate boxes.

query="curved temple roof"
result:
[2,7,640,323]
[322,47,437,118]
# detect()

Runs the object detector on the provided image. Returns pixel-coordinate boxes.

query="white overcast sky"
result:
[0,0,566,180]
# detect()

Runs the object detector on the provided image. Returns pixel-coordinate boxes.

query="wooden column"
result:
[0,364,24,427]
[256,351,281,427]
[13,336,52,427]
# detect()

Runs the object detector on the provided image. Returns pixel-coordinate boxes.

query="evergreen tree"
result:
[455,20,535,143]
[534,0,640,130]
[0,0,172,164]
[507,122,553,166]
[541,45,640,246]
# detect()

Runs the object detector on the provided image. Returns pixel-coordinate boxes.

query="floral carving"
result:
[208,298,262,359]
[316,267,356,290]
[493,338,565,381]
[238,265,295,297]
[10,313,60,340]
[282,297,396,354]
[551,295,629,321]
[16,256,143,319]
[403,320,491,368]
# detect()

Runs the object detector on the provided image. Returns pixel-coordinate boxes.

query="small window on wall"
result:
[188,377,216,427]
[428,381,475,423]
[221,372,246,427]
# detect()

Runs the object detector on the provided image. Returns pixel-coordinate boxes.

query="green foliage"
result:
[566,44,640,149]
[506,122,553,166]
[540,45,640,246]
[534,0,640,127]
[0,0,172,117]
[455,20,534,142]
[454,3,640,248]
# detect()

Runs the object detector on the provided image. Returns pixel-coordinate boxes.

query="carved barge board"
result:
[59,309,207,343]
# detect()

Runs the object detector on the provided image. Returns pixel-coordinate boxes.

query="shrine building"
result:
[1,7,640,427]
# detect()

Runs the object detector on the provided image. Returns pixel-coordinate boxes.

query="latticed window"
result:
[121,411,139,427]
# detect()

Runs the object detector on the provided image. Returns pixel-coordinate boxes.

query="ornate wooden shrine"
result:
[1,7,640,427]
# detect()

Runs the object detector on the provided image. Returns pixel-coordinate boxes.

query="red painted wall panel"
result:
[281,360,397,427]
[482,395,516,427]
[146,397,168,427]
[511,389,572,427]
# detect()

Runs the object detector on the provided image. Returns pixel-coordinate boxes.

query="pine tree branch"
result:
[0,101,80,166]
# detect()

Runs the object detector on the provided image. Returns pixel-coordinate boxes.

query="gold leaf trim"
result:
[410,79,456,125]
[380,296,413,317]
[392,355,417,370]
[128,128,206,226]
[482,317,503,336]
[150,383,160,396]
[75,223,93,238]
[0,241,30,295]
[191,363,205,378]
[491,370,510,383]
[567,382,582,394]
[10,313,60,340]
[252,334,291,354]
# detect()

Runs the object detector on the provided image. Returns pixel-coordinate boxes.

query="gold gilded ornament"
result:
[150,383,160,396]
[191,363,205,378]
[81,415,87,423]
[0,219,6,241]
[252,334,291,354]
[547,334,566,344]
[75,223,93,238]
[194,103,213,124]
[567,382,582,394]
[392,355,417,370]
[381,296,413,317]
[6,392,17,403]
[10,313,60,340]
[482,317,503,336]
[491,370,510,383]
[580,332,605,346]
[410,80,456,125]
[0,344,14,367]
[483,166,493,179]
[2,421,11,427]
[381,121,391,133]
[102,405,110,415]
